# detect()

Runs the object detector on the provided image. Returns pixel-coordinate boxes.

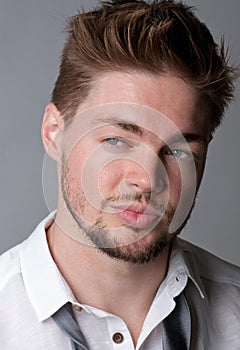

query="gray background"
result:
[0,0,239,265]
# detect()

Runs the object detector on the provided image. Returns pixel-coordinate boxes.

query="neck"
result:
[47,220,170,345]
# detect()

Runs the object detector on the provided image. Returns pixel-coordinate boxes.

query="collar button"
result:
[73,305,83,312]
[112,332,124,344]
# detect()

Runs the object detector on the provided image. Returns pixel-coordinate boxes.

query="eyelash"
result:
[104,137,125,145]
[102,137,134,150]
[165,148,191,159]
[166,148,200,164]
[101,137,198,161]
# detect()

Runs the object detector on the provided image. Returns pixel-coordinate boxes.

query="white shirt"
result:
[0,212,240,349]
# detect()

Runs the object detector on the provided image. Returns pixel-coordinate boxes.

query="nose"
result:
[124,152,167,195]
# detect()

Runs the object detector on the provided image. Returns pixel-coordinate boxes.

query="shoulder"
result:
[177,239,240,345]
[0,243,23,292]
[177,238,240,288]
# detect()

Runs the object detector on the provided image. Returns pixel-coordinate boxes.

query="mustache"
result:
[101,193,167,213]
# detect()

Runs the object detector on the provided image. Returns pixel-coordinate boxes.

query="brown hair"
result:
[51,0,238,130]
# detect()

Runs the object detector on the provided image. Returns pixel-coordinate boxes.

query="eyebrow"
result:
[171,133,209,146]
[92,118,143,136]
[92,118,209,145]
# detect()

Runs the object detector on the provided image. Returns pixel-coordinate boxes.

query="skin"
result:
[42,71,212,346]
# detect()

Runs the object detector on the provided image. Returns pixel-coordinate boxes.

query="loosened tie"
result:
[162,292,191,350]
[52,302,88,350]
[52,292,191,350]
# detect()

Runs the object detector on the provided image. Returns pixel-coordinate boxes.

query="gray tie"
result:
[52,293,191,350]
[52,302,88,350]
[162,292,191,350]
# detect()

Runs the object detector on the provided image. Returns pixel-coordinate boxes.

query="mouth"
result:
[109,203,161,229]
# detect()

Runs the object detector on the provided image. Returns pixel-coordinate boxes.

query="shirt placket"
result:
[106,314,135,350]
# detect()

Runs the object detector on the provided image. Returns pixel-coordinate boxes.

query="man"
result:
[1,0,239,349]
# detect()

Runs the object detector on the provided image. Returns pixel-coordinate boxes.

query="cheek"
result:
[98,160,125,198]
[166,160,198,204]
[63,143,90,194]
[168,171,182,203]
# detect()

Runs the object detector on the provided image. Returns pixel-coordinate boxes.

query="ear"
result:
[41,103,64,161]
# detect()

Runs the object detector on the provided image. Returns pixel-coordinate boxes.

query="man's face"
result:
[57,71,211,263]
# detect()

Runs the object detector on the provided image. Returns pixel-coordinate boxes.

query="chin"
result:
[97,232,174,264]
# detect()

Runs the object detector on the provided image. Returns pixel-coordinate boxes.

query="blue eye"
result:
[102,137,136,153]
[102,137,131,151]
[105,138,124,146]
[166,149,189,159]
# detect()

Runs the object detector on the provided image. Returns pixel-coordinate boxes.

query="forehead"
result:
[65,71,210,139]
[79,71,199,118]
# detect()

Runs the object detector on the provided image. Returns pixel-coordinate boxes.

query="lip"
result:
[110,202,159,215]
[110,203,160,228]
[117,210,159,228]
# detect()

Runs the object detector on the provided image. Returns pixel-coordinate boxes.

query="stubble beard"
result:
[61,165,191,264]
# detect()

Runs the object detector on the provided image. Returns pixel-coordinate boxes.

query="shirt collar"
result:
[19,211,79,322]
[19,213,205,322]
[174,238,206,299]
